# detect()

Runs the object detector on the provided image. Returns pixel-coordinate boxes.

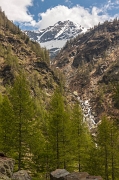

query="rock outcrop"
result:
[50,169,103,180]
[0,157,31,180]
[0,156,15,179]
[12,170,31,180]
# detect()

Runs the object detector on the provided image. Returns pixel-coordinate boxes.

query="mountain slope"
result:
[53,19,119,123]
[25,20,84,58]
[0,10,60,100]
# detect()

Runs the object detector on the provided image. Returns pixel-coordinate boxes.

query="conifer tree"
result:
[86,145,102,176]
[44,48,50,66]
[71,102,93,172]
[0,95,14,155]
[9,73,35,170]
[97,116,112,180]
[96,115,119,180]
[47,88,71,170]
[113,83,119,109]
[28,99,47,175]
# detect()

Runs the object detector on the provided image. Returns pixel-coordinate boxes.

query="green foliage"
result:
[30,41,50,65]
[28,99,47,174]
[0,43,5,56]
[0,73,39,171]
[9,74,35,170]
[113,83,119,109]
[25,36,30,44]
[86,145,102,176]
[43,48,50,66]
[97,88,104,106]
[0,9,20,35]
[30,41,42,57]
[88,115,119,180]
[0,95,14,155]
[5,48,19,69]
[71,102,93,172]
[1,75,119,179]
[46,88,71,171]
[97,116,119,180]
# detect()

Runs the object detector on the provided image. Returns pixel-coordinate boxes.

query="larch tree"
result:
[96,115,119,180]
[47,88,71,170]
[0,95,14,155]
[71,102,93,172]
[9,73,35,170]
[28,99,47,175]
[70,102,83,171]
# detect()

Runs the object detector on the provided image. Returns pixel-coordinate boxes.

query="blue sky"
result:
[1,0,119,30]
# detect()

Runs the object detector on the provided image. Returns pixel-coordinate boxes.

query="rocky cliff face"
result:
[53,19,119,124]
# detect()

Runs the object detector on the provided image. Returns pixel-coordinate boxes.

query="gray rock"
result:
[50,169,70,180]
[50,170,103,180]
[87,175,103,180]
[65,172,89,180]
[0,172,11,180]
[0,157,15,178]
[12,170,31,180]
[65,172,103,180]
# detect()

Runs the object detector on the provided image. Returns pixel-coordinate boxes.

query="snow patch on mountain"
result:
[40,39,67,49]
[54,26,66,39]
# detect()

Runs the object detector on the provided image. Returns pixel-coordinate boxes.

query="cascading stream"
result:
[77,96,96,129]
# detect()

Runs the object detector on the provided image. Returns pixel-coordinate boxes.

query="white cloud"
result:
[41,0,44,2]
[37,5,110,29]
[0,0,35,23]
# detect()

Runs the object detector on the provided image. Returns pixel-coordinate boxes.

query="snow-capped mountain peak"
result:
[25,20,84,58]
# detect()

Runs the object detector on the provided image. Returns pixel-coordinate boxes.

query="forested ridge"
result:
[1,8,119,180]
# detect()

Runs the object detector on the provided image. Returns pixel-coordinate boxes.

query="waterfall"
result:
[77,97,96,129]
[73,91,96,129]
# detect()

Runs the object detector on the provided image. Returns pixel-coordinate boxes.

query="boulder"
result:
[0,172,10,180]
[50,169,103,180]
[50,169,70,180]
[0,157,15,178]
[0,157,31,180]
[66,172,103,180]
[12,170,31,180]
[65,172,89,180]
[87,175,103,180]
